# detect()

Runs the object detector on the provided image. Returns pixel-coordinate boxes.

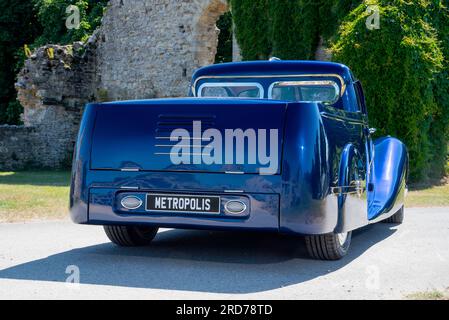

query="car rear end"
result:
[70,99,286,232]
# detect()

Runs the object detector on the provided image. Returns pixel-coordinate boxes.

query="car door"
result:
[354,80,376,218]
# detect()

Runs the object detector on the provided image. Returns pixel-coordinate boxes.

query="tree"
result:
[33,0,108,46]
[0,0,108,125]
[215,11,233,63]
[0,0,41,124]
[231,0,448,181]
[331,0,444,181]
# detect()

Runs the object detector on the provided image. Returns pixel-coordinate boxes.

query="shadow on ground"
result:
[0,225,396,294]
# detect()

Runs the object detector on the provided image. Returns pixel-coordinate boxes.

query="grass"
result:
[406,182,449,207]
[406,289,449,300]
[0,171,448,222]
[0,171,71,222]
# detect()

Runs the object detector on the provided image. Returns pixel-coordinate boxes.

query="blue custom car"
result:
[70,60,408,260]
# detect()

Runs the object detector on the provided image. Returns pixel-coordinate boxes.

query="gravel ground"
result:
[0,207,448,300]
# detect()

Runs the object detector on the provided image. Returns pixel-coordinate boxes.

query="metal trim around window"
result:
[197,82,264,99]
[192,74,346,97]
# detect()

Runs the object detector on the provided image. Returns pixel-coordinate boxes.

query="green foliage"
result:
[0,0,41,125]
[215,12,233,63]
[1,0,447,181]
[33,0,108,46]
[427,1,449,179]
[231,0,361,60]
[5,100,23,125]
[231,0,448,181]
[230,0,272,60]
[270,0,318,60]
[0,0,108,125]
[332,0,445,181]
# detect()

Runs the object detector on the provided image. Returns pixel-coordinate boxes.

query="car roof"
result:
[192,60,354,83]
[99,98,290,106]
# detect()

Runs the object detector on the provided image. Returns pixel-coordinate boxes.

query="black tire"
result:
[382,206,404,224]
[305,231,352,260]
[104,225,159,247]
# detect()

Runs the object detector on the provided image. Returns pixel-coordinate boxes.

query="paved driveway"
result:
[0,207,448,299]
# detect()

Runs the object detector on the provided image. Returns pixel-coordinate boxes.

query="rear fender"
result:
[368,137,408,221]
[70,103,98,224]
[280,103,336,234]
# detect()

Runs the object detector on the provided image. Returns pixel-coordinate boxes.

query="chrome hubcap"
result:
[337,232,348,245]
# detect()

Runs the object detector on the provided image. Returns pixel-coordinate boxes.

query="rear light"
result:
[121,196,143,210]
[224,200,247,215]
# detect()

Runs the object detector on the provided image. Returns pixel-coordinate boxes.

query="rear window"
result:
[198,82,264,99]
[269,81,340,104]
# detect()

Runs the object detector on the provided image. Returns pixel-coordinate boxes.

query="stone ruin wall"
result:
[0,0,230,170]
[96,0,229,100]
[1,43,96,170]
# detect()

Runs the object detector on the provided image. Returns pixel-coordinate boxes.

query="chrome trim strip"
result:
[225,171,245,175]
[192,74,347,97]
[331,186,365,195]
[120,186,139,190]
[121,168,140,172]
[155,153,204,156]
[320,112,366,125]
[156,137,212,141]
[155,145,213,149]
[224,190,245,193]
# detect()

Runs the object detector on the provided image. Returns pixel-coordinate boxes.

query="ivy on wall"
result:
[230,0,362,60]
[270,0,319,60]
[332,0,447,182]
[230,0,272,60]
[231,0,449,182]
[428,0,449,179]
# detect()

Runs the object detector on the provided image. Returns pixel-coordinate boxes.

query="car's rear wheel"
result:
[382,206,404,224]
[305,231,352,260]
[104,225,159,247]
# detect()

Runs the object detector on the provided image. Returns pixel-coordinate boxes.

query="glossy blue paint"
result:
[90,99,286,174]
[368,137,408,220]
[70,60,408,235]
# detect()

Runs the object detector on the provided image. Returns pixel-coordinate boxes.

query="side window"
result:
[353,81,367,114]
[353,84,362,112]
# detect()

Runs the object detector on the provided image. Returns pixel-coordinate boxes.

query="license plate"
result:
[146,194,221,214]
